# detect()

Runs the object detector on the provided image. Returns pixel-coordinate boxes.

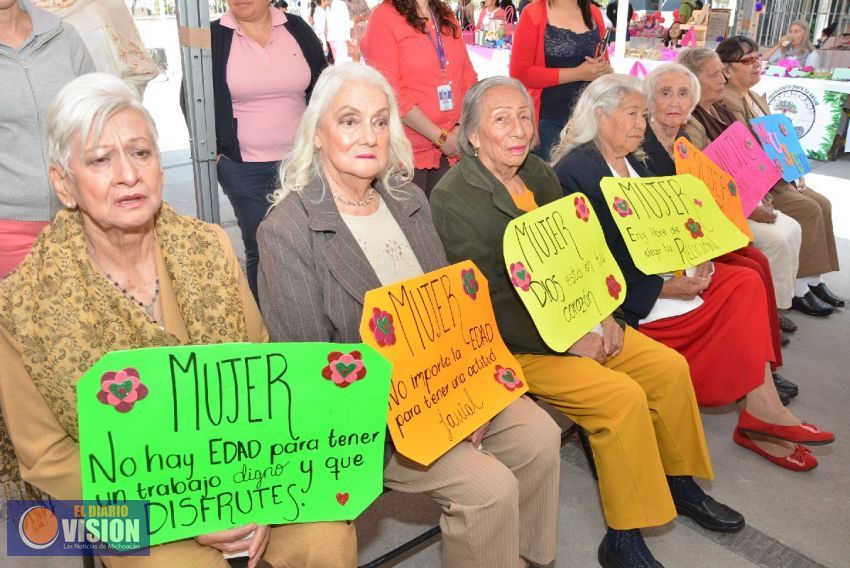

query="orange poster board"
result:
[674,137,753,241]
[359,261,527,466]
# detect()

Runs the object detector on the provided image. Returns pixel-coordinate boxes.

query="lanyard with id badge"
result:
[425,9,453,112]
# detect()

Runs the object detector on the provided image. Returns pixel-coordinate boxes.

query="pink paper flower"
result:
[574,196,590,222]
[461,268,479,300]
[368,308,396,347]
[321,351,367,388]
[606,275,622,300]
[493,365,524,391]
[97,368,148,413]
[510,262,532,291]
[612,196,633,218]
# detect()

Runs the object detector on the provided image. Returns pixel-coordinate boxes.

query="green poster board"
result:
[502,194,626,352]
[77,342,391,546]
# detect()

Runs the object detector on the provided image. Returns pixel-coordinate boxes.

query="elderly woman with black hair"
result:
[643,62,799,404]
[0,73,355,568]
[257,63,561,568]
[431,75,742,568]
[551,74,834,474]
[713,37,844,316]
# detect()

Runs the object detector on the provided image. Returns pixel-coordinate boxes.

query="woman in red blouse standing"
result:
[361,0,478,195]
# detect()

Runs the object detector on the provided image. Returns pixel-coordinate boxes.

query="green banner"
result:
[77,343,391,546]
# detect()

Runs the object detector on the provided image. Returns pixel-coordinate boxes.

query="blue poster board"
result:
[749,114,812,182]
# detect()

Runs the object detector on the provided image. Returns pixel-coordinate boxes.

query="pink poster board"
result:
[704,122,782,216]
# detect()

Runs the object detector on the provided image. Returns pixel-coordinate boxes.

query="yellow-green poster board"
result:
[599,175,749,274]
[77,343,391,546]
[502,194,626,352]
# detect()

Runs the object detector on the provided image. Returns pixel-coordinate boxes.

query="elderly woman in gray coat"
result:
[256,63,561,568]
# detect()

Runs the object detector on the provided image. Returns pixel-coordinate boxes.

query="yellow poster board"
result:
[674,137,754,241]
[359,261,527,466]
[502,194,626,352]
[599,174,749,275]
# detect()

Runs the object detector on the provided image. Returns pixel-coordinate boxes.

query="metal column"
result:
[176,0,220,224]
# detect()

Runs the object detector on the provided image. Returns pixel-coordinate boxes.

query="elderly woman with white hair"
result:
[643,62,799,406]
[552,73,834,476]
[257,63,562,568]
[430,75,739,568]
[0,72,356,568]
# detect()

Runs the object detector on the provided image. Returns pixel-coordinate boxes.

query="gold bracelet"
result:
[433,130,449,149]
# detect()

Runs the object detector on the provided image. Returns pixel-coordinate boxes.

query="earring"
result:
[473,146,479,157]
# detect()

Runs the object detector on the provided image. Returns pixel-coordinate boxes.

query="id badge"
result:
[437,84,454,112]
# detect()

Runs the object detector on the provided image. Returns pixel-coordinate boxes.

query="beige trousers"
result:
[771,185,839,277]
[384,395,561,567]
[101,522,357,568]
[748,211,802,308]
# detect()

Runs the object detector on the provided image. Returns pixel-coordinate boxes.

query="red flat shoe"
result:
[733,429,818,472]
[737,409,835,446]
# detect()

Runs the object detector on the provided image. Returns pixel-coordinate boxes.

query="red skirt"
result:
[639,262,774,407]
[715,246,783,371]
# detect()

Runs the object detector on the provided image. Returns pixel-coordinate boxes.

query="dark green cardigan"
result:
[430,152,566,355]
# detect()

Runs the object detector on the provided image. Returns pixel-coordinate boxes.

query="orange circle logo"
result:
[18,506,59,549]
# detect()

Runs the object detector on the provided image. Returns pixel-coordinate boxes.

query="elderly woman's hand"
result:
[194,524,261,555]
[600,316,624,359]
[659,274,710,300]
[568,332,607,364]
[749,204,777,224]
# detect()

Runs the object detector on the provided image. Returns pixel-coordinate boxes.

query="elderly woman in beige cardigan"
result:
[715,37,844,315]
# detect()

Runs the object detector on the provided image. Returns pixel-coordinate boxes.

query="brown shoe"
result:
[779,313,798,333]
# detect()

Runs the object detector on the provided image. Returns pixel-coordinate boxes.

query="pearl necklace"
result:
[332,187,377,207]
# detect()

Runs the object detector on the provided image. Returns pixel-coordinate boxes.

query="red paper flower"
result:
[574,196,590,222]
[510,262,532,291]
[685,218,704,239]
[461,268,479,300]
[606,275,622,300]
[368,308,396,347]
[693,198,703,207]
[97,368,148,413]
[612,196,633,218]
[321,351,367,388]
[493,365,524,391]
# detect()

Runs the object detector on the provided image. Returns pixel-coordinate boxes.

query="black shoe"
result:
[791,292,833,316]
[809,283,846,308]
[597,534,664,568]
[779,313,797,333]
[773,372,799,398]
[674,495,745,533]
[779,389,791,406]
[781,332,790,347]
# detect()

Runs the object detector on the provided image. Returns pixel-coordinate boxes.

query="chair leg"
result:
[576,427,598,480]
[358,526,441,568]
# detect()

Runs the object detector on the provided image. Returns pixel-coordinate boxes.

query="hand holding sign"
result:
[749,115,812,182]
[598,174,749,274]
[673,137,753,240]
[359,261,527,466]
[78,343,391,547]
[704,122,781,216]
[502,194,626,352]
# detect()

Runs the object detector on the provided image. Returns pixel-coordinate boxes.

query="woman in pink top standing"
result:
[361,0,478,196]
[210,0,327,299]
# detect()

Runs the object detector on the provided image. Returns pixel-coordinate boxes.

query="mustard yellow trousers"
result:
[516,327,714,530]
[102,521,356,568]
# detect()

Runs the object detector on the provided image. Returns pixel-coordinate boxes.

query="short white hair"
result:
[645,63,701,117]
[46,72,158,173]
[549,74,645,164]
[270,63,413,205]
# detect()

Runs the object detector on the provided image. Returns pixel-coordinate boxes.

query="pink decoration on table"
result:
[629,61,648,78]
[661,48,678,61]
[681,27,697,47]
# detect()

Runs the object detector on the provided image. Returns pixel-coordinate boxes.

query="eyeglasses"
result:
[736,53,762,65]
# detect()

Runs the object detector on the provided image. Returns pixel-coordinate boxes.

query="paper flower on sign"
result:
[510,262,532,291]
[745,138,754,149]
[773,158,783,171]
[779,123,788,136]
[612,196,633,218]
[685,218,704,239]
[97,368,148,413]
[368,307,396,347]
[461,268,479,300]
[677,142,688,158]
[606,275,622,300]
[693,198,703,207]
[321,351,367,388]
[493,365,524,391]
[574,196,590,222]
[727,181,738,196]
